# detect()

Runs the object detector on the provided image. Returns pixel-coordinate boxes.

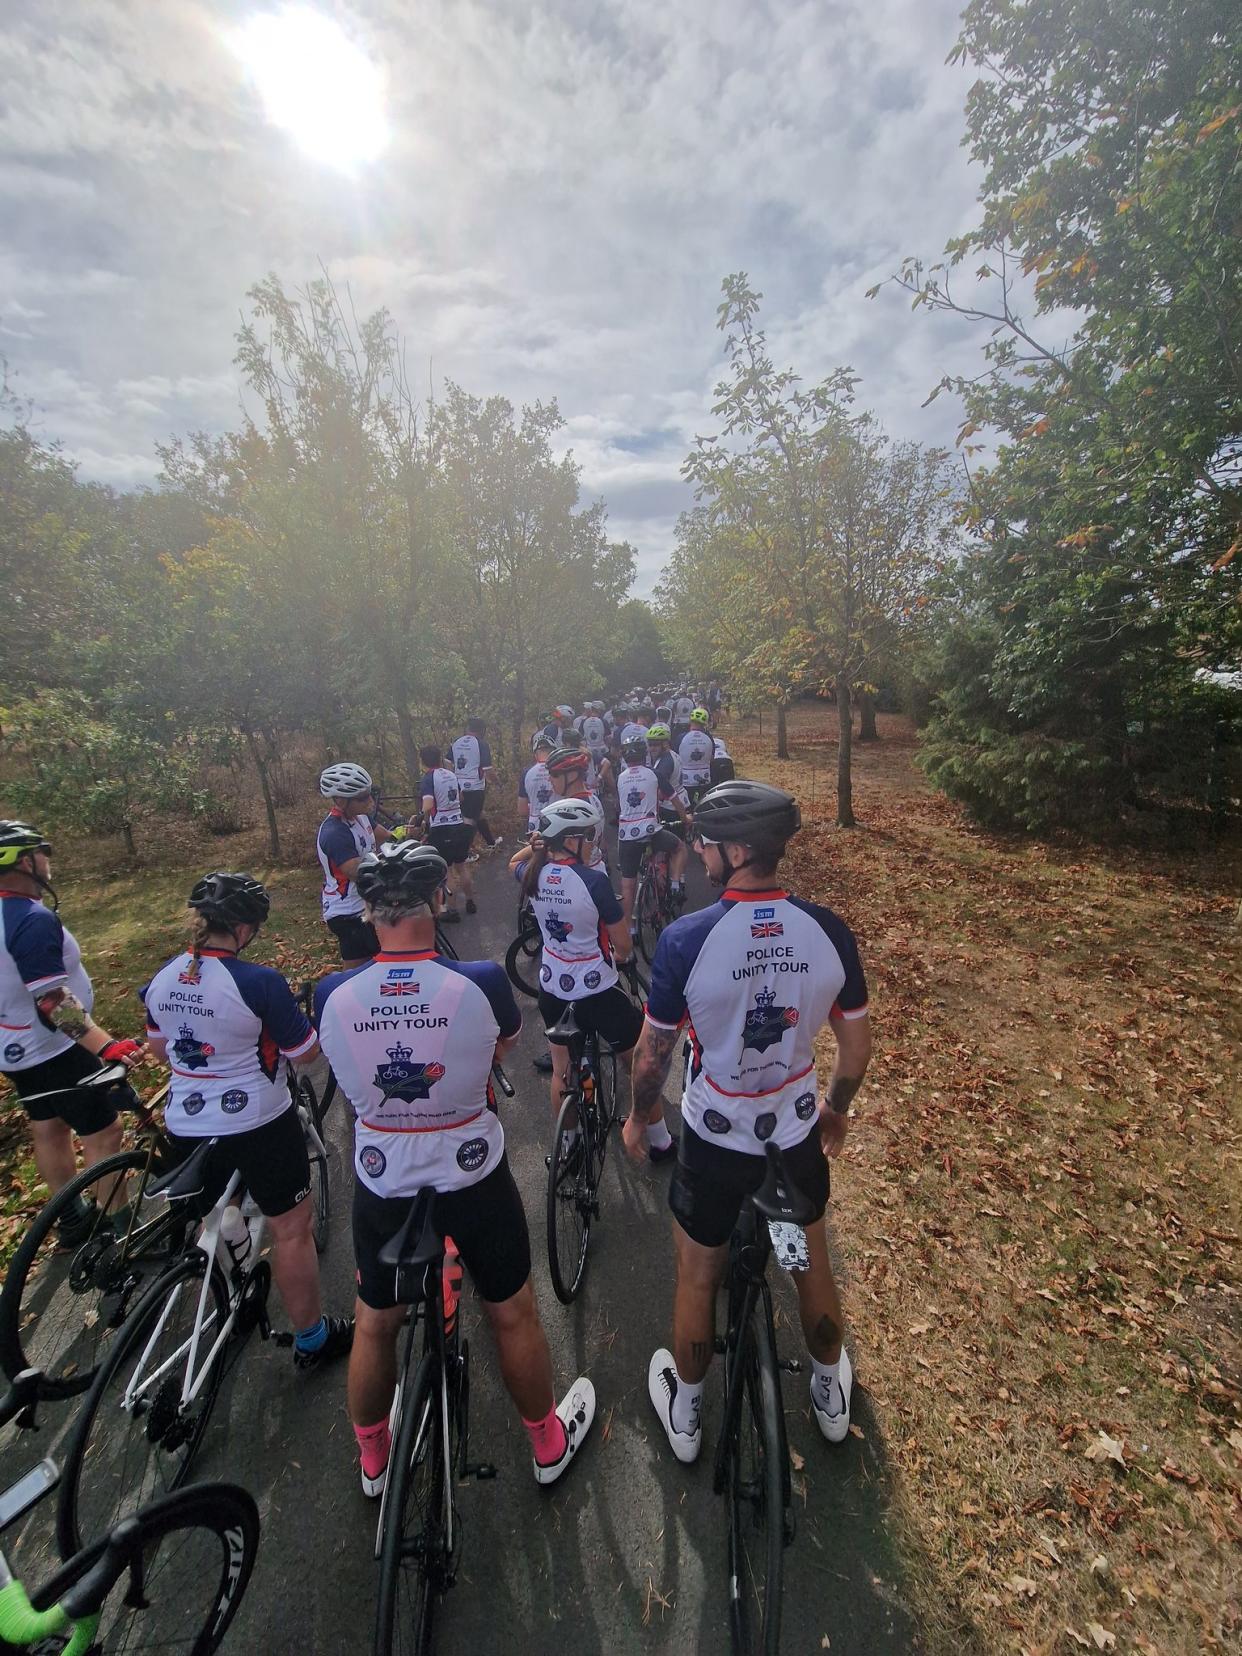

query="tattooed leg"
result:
[672,1221,728,1384]
[793,1221,846,1363]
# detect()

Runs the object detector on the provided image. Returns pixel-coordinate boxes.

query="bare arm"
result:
[606,917,633,965]
[290,1039,322,1067]
[818,1013,871,1159]
[630,1018,681,1124]
[147,1033,169,1064]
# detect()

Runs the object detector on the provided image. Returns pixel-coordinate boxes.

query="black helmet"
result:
[188,872,271,927]
[355,842,448,908]
[692,781,801,851]
[545,744,589,777]
[0,820,50,870]
[621,738,647,763]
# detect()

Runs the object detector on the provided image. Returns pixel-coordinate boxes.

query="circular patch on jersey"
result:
[540,965,552,985]
[4,1042,24,1065]
[456,1137,489,1173]
[359,1145,386,1180]
[583,969,602,991]
[703,1108,731,1136]
[220,1089,249,1115]
[558,973,575,994]
[753,1112,778,1142]
[182,1091,206,1117]
[794,1091,817,1122]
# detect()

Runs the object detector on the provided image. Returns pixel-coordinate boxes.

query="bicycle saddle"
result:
[146,1138,218,1201]
[753,1143,817,1227]
[545,1006,581,1043]
[378,1188,443,1273]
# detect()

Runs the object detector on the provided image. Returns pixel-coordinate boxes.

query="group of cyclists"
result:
[0,676,872,1632]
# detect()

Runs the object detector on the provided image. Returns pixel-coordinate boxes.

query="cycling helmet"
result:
[689,707,710,727]
[355,842,448,908]
[692,781,801,851]
[188,872,271,927]
[646,723,671,743]
[531,730,552,753]
[319,762,373,799]
[536,798,600,845]
[546,744,590,776]
[621,738,648,763]
[555,704,575,721]
[0,821,51,869]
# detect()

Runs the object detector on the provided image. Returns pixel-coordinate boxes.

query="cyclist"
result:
[622,781,871,1459]
[419,745,476,919]
[581,703,608,769]
[678,709,716,803]
[620,707,650,758]
[645,724,692,908]
[315,842,595,1494]
[616,738,688,935]
[671,691,694,750]
[317,763,391,967]
[520,734,556,833]
[0,821,141,1233]
[544,744,608,870]
[508,801,675,1163]
[143,873,354,1371]
[540,706,575,748]
[709,727,735,785]
[451,717,501,854]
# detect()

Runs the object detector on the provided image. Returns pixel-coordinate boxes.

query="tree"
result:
[598,599,669,693]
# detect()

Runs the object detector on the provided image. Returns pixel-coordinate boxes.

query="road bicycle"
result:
[713,1143,816,1655]
[0,1065,189,1403]
[503,896,542,1000]
[543,1002,622,1305]
[54,1113,325,1556]
[0,1366,258,1652]
[372,1189,497,1656]
[634,831,683,964]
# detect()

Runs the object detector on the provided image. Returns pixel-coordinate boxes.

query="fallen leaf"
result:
[789,1446,805,1472]
[821,1640,831,1650]
[1039,1533,1063,1564]
[848,1422,865,1440]
[1066,1632,1090,1650]
[1086,1623,1115,1651]
[907,1321,930,1336]
[1090,1555,1109,1577]
[1008,1574,1039,1598]
[1084,1430,1126,1469]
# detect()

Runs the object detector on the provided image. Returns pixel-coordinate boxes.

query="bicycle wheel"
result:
[726,1302,787,1655]
[295,1076,331,1255]
[636,866,664,964]
[591,1034,619,1131]
[375,1353,447,1656]
[503,915,542,999]
[546,1092,597,1305]
[0,1146,182,1399]
[66,1481,260,1653]
[435,923,459,962]
[58,1251,232,1556]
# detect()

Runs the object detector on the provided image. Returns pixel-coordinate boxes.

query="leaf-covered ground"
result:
[733,707,1240,1654]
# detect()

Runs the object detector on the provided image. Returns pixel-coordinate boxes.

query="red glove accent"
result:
[99,1038,143,1064]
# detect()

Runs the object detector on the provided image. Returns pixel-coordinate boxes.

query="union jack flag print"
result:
[380,981,417,997]
[750,921,784,939]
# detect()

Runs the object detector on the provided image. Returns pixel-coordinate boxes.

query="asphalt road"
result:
[1,849,921,1655]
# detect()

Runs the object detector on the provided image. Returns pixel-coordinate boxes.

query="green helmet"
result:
[689,707,710,727]
[0,821,50,870]
[646,723,671,743]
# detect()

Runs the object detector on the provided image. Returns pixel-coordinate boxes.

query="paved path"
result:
[1,851,921,1653]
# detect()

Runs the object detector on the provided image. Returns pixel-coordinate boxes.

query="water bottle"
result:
[219,1205,252,1269]
[441,1237,462,1337]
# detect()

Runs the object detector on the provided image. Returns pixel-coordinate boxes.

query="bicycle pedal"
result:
[780,1358,803,1374]
[469,1462,497,1480]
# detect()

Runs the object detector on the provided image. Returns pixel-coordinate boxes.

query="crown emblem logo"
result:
[179,1023,196,1041]
[754,986,776,1010]
[386,1040,413,1065]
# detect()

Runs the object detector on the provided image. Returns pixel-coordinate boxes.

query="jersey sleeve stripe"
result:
[830,1002,870,1021]
[23,971,68,992]
[643,1007,684,1032]
[280,1030,318,1059]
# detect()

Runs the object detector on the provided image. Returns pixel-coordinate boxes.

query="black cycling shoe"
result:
[648,1137,679,1166]
[532,1052,554,1074]
[466,899,478,915]
[293,1315,355,1372]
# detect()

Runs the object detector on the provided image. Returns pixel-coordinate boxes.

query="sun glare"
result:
[229,6,388,170]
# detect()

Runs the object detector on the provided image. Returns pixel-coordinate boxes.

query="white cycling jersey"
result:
[520,762,555,831]
[646,889,869,1153]
[581,715,606,756]
[450,734,492,791]
[0,898,93,1071]
[420,767,463,828]
[617,763,660,841]
[317,812,376,920]
[678,730,715,785]
[524,857,621,1000]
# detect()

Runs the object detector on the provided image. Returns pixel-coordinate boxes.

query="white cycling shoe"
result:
[647,1348,702,1464]
[533,1375,596,1486]
[810,1347,853,1444]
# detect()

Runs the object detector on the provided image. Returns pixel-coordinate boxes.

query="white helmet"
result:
[536,797,602,845]
[555,704,574,721]
[319,762,373,799]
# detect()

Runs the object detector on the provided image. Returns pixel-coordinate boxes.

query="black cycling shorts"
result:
[4,1044,130,1136]
[327,913,379,962]
[709,757,736,785]
[428,824,475,866]
[537,984,644,1053]
[352,1153,531,1309]
[165,1105,311,1218]
[617,827,682,879]
[669,1124,829,1249]
[459,789,487,823]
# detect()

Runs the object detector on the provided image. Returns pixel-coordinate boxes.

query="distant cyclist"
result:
[451,717,501,854]
[622,782,870,1460]
[419,746,476,920]
[315,842,596,1493]
[678,709,716,803]
[544,744,608,869]
[0,821,141,1233]
[641,724,691,909]
[508,801,675,1163]
[143,873,353,1371]
[317,763,391,967]
[709,727,735,785]
[520,734,556,833]
[615,737,688,935]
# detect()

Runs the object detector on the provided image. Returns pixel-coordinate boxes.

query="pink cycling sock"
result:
[354,1417,392,1479]
[522,1406,568,1467]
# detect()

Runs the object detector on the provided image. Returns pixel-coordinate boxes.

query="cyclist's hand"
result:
[818,1102,849,1160]
[621,1111,648,1164]
[100,1037,144,1068]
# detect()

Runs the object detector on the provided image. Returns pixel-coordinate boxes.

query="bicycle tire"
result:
[58,1251,232,1557]
[726,1301,786,1655]
[503,916,542,1000]
[58,1481,260,1653]
[295,1076,331,1255]
[434,924,459,962]
[636,866,663,965]
[546,1091,597,1305]
[0,1146,181,1399]
[374,1352,446,1656]
[593,1035,619,1130]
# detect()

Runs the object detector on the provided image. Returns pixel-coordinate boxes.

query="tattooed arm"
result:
[621,1018,681,1162]
[819,1012,872,1159]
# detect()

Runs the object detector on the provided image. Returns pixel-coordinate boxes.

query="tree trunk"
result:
[776,700,789,760]
[122,821,137,860]
[836,677,855,828]
[857,689,878,742]
[243,725,281,859]
[393,701,420,787]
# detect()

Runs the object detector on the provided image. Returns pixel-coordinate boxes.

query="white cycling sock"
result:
[646,1119,673,1152]
[671,1370,703,1435]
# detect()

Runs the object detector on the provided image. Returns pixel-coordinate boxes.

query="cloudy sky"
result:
[1,0,987,592]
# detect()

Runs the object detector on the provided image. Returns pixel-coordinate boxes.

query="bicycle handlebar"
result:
[490,1062,515,1099]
